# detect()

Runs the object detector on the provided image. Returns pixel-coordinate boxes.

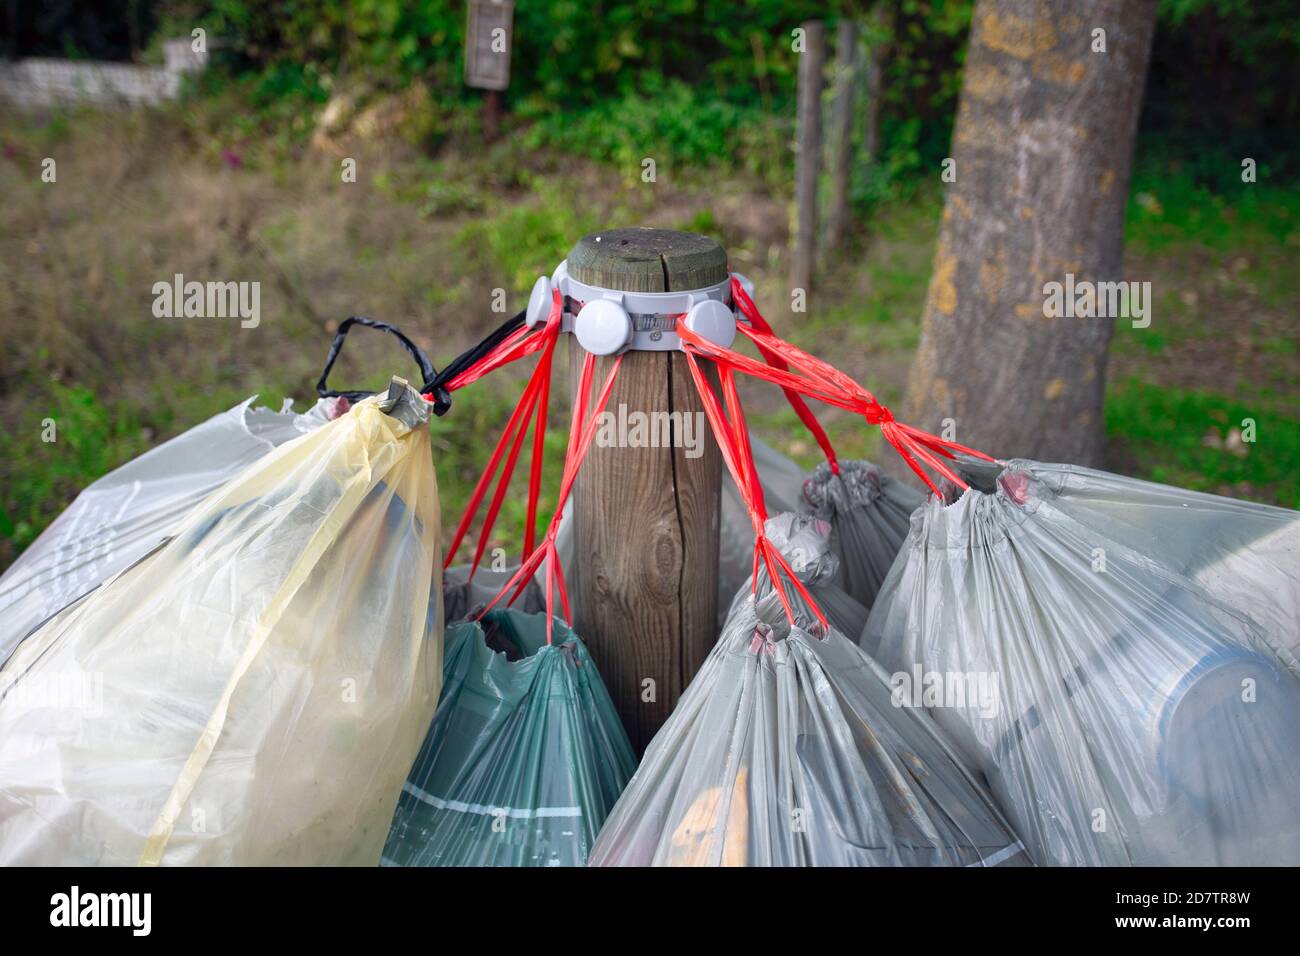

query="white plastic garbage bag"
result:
[0,380,441,866]
[866,458,1300,866]
[589,592,1028,866]
[800,459,924,609]
[0,395,344,667]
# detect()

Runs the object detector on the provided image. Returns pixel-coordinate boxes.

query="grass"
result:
[1,97,1296,572]
[1106,380,1300,507]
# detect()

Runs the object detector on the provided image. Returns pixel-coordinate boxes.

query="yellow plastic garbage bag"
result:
[0,378,442,866]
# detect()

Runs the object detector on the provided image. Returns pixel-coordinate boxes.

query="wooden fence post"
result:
[825,19,860,250]
[566,228,725,753]
[792,20,826,296]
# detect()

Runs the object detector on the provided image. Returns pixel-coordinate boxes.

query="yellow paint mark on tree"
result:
[1099,169,1116,195]
[979,11,1057,60]
[1014,302,1042,319]
[980,251,1009,299]
[931,377,953,412]
[1019,205,1035,219]
[1036,54,1087,87]
[965,64,1012,102]
[931,249,958,316]
[955,116,1011,152]
[1044,378,1067,400]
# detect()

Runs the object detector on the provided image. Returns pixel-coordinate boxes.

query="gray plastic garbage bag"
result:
[725,512,869,641]
[384,607,636,867]
[1004,459,1300,672]
[443,565,543,624]
[800,458,925,609]
[866,458,1300,866]
[589,596,1028,866]
[443,500,575,624]
[719,437,809,608]
[0,395,343,666]
[0,381,440,865]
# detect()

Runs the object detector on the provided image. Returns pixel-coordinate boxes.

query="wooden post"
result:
[792,20,826,295]
[567,228,725,753]
[825,19,861,251]
[464,0,513,141]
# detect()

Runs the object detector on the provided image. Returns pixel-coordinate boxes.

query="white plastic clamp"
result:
[539,260,742,355]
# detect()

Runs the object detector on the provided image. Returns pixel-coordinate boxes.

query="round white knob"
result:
[684,299,737,349]
[574,299,633,356]
[526,275,553,328]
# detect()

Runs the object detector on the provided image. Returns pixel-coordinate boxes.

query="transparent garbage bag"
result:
[0,395,344,667]
[0,381,440,865]
[384,607,636,867]
[725,512,869,641]
[800,459,925,609]
[865,458,1300,866]
[589,594,1028,866]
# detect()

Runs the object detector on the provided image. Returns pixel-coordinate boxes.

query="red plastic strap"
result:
[443,313,561,573]
[679,314,996,496]
[479,352,624,644]
[522,335,554,562]
[446,312,549,392]
[442,366,544,570]
[683,350,827,631]
[730,277,839,473]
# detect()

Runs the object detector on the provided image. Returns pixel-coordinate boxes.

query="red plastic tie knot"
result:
[749,624,777,657]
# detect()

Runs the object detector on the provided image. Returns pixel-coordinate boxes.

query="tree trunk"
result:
[825,20,860,250]
[903,0,1158,466]
[791,20,826,295]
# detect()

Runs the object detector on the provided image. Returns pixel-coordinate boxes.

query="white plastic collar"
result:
[527,261,753,355]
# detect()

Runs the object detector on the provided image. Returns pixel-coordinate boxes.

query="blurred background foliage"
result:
[1,0,1297,565]
[10,0,1299,187]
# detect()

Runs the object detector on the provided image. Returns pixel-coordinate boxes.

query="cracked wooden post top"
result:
[567,227,730,291]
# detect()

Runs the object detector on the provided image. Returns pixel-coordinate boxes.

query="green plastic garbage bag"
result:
[384,607,636,866]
